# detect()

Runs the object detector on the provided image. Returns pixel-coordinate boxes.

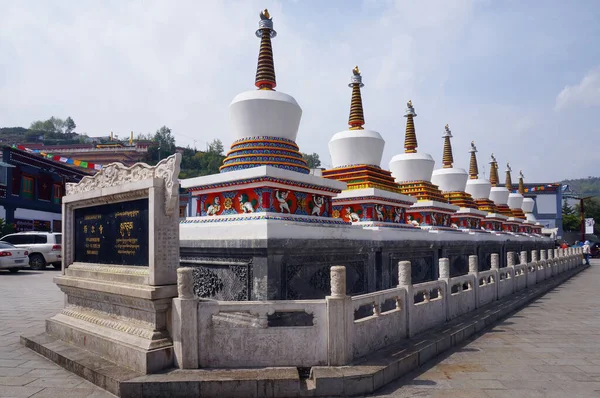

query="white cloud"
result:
[555,68,600,110]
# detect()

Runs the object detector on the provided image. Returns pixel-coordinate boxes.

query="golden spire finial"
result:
[404,100,418,153]
[441,124,453,168]
[255,9,277,90]
[348,65,365,130]
[468,141,479,179]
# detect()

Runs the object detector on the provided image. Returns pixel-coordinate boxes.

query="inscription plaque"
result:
[74,198,149,266]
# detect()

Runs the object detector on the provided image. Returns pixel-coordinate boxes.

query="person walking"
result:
[583,240,591,265]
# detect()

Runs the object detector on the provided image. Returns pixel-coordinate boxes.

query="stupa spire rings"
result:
[441,124,454,168]
[403,100,418,153]
[255,9,277,90]
[518,170,525,194]
[468,141,479,179]
[348,66,365,130]
[489,153,499,186]
[505,162,513,190]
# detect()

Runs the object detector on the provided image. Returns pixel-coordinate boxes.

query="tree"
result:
[153,126,176,161]
[207,139,224,155]
[562,200,580,232]
[575,197,600,236]
[301,152,321,169]
[65,117,76,134]
[30,119,57,132]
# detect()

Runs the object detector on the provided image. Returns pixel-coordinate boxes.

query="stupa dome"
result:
[466,178,491,200]
[329,129,384,168]
[508,193,524,210]
[431,124,468,192]
[431,167,468,192]
[522,197,535,213]
[490,186,510,205]
[328,67,384,168]
[229,90,302,142]
[389,152,435,182]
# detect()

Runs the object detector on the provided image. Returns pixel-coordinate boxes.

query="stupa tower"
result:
[219,9,309,174]
[431,126,488,231]
[464,141,495,213]
[389,102,458,229]
[322,67,417,228]
[481,153,508,232]
[498,163,525,233]
[507,164,526,220]
[489,156,513,218]
[181,9,345,224]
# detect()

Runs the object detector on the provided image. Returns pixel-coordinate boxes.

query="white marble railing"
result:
[447,274,477,319]
[172,247,585,369]
[197,298,328,368]
[350,286,407,358]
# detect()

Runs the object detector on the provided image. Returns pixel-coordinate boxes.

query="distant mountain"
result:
[561,177,600,197]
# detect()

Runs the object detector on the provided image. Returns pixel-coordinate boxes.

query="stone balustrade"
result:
[171,248,585,369]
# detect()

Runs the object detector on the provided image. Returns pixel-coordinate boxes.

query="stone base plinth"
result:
[48,264,178,374]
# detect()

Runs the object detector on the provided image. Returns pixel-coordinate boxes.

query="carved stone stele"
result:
[45,153,182,374]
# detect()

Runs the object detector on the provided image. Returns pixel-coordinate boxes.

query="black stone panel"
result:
[282,253,368,300]
[74,198,149,266]
[180,256,253,301]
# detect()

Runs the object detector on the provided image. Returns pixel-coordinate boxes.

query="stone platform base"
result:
[22,264,587,398]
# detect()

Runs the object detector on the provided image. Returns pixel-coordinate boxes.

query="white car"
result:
[0,242,29,273]
[0,232,62,270]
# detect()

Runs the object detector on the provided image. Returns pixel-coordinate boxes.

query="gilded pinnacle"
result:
[348,66,365,130]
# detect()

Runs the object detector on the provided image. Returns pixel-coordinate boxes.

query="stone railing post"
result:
[326,266,352,366]
[173,267,199,369]
[398,261,414,337]
[520,250,528,265]
[507,251,516,267]
[468,255,480,307]
[491,253,500,270]
[540,249,547,261]
[469,255,479,275]
[531,250,539,263]
[438,258,450,321]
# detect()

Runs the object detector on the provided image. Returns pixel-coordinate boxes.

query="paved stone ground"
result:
[0,268,114,398]
[2,261,599,398]
[370,258,600,398]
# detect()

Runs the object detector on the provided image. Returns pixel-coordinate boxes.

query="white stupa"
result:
[322,67,417,228]
[464,141,492,201]
[431,126,487,231]
[389,101,458,229]
[180,9,346,230]
[431,125,468,193]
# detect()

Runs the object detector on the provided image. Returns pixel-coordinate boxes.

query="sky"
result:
[1,0,599,182]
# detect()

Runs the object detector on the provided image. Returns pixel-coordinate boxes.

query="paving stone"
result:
[367,260,600,397]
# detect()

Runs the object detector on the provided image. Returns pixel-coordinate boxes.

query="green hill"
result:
[561,177,600,197]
